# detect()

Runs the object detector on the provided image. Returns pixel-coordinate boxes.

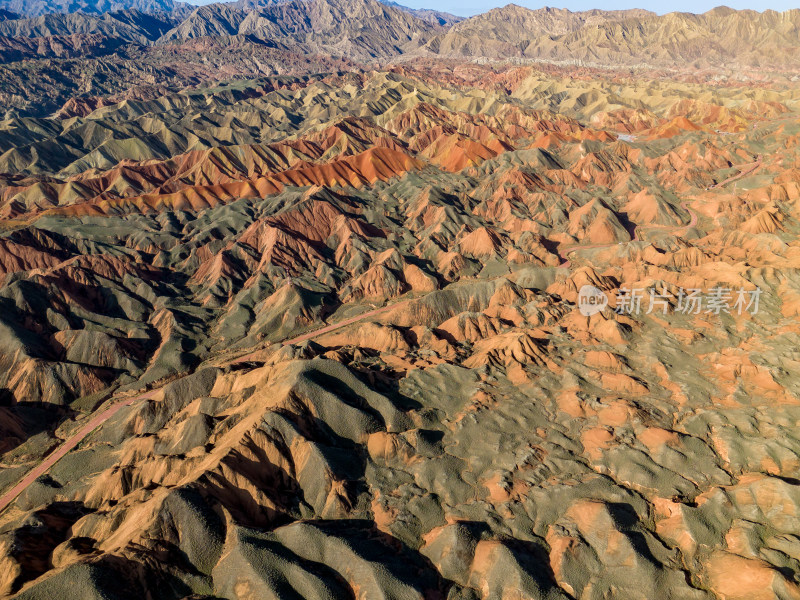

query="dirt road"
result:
[0,302,409,515]
[709,155,762,189]
[0,394,148,513]
[232,301,410,365]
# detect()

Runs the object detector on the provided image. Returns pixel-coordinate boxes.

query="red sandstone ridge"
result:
[40,148,422,217]
[645,116,706,139]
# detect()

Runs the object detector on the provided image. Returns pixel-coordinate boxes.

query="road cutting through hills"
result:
[0,300,412,515]
[708,154,763,189]
[0,393,150,513]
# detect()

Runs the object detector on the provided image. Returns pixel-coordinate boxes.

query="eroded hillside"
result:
[1,66,800,599]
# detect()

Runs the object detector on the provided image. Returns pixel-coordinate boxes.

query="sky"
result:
[184,0,799,17]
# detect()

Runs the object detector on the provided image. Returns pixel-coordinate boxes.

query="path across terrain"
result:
[0,302,409,514]
[709,154,762,189]
[0,394,146,513]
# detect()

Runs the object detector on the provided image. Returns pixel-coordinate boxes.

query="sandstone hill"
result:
[0,64,799,599]
[1,2,800,600]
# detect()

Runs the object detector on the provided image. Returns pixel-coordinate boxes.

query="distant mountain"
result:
[411,4,800,70]
[162,0,437,60]
[379,0,463,27]
[545,7,800,69]
[0,9,177,42]
[162,3,248,38]
[419,5,655,57]
[185,0,461,29]
[0,0,185,17]
[2,0,800,72]
[0,30,128,60]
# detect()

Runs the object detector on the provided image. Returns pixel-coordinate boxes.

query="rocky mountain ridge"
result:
[1,0,799,72]
[0,0,185,17]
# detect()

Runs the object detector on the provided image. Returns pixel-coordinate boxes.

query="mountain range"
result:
[0,0,797,120]
[0,0,798,71]
[3,0,800,597]
[0,0,184,17]
[160,0,438,59]
[378,0,463,27]
[1,61,800,600]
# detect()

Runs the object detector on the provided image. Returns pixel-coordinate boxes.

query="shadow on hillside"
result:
[0,389,75,456]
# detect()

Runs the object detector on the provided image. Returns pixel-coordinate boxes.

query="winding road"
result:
[0,303,407,515]
[709,154,762,190]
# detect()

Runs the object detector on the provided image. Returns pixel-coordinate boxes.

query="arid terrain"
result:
[1,0,800,599]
